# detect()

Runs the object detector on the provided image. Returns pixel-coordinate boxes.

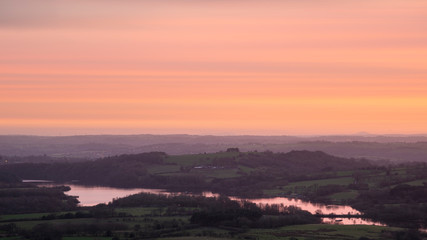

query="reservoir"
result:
[34,181,384,226]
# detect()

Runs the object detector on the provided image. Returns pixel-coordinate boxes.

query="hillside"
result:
[1,150,371,196]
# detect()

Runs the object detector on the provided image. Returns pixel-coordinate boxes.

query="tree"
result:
[226,148,240,153]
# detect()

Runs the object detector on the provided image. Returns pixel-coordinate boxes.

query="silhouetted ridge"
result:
[283,150,334,159]
[279,150,364,172]
[101,152,167,164]
[237,150,368,174]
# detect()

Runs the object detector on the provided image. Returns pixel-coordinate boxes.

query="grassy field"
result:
[0,211,83,221]
[166,152,239,167]
[165,154,211,167]
[8,218,97,230]
[329,190,359,201]
[287,177,354,188]
[1,196,422,240]
[1,215,411,240]
[394,179,427,187]
[63,237,112,240]
[263,164,427,204]
[192,168,241,179]
[0,212,50,221]
[146,164,182,174]
[245,224,404,240]
[156,237,234,240]
[237,165,256,174]
[335,170,357,177]
[3,204,398,239]
[115,207,161,216]
[144,151,248,180]
[264,177,355,196]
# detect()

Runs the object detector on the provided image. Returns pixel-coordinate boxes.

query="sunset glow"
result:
[1,0,427,135]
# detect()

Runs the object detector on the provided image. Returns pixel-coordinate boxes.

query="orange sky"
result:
[1,0,427,135]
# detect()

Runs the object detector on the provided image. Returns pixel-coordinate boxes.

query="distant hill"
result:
[0,134,427,162]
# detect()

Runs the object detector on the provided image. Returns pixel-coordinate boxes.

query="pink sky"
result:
[1,0,427,135]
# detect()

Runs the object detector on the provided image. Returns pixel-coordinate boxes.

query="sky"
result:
[1,0,427,136]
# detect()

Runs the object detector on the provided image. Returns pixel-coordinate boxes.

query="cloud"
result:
[0,0,145,28]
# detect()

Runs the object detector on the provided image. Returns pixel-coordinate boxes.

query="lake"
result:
[35,182,384,226]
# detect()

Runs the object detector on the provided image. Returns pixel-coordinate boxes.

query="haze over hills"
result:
[1,134,427,163]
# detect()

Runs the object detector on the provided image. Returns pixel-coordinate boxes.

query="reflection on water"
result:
[23,179,53,183]
[35,182,384,226]
[40,183,165,207]
[230,197,384,226]
[234,197,361,215]
[322,217,385,226]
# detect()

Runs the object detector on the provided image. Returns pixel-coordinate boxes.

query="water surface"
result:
[35,182,383,226]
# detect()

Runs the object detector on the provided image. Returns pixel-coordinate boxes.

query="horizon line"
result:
[1,133,427,138]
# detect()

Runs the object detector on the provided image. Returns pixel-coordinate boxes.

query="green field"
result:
[245,224,404,240]
[115,207,161,216]
[287,177,354,188]
[146,164,182,174]
[157,237,234,240]
[264,177,355,197]
[63,237,112,240]
[2,211,409,240]
[329,190,359,201]
[8,218,96,230]
[192,168,241,179]
[166,152,240,167]
[237,165,256,174]
[0,212,50,221]
[394,179,427,187]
